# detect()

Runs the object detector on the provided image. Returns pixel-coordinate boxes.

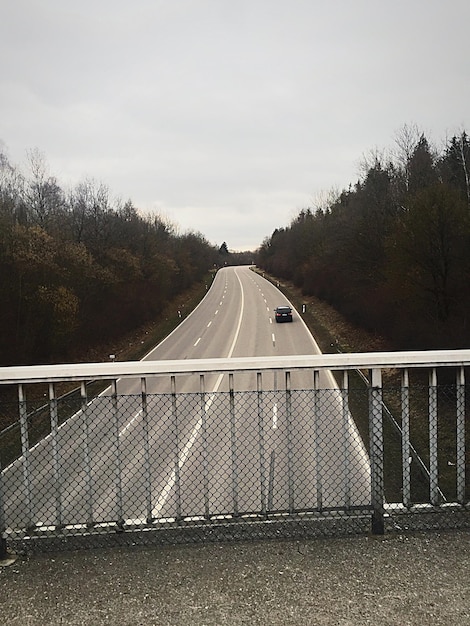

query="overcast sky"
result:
[2,1,470,250]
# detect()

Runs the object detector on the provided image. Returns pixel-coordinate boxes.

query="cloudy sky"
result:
[2,1,470,250]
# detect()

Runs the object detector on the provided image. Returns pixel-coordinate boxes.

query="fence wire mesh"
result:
[1,371,469,553]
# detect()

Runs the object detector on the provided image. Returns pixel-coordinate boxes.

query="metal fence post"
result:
[49,383,62,528]
[229,372,239,517]
[171,375,182,521]
[112,379,124,529]
[0,456,6,559]
[369,368,384,534]
[18,384,33,530]
[141,377,153,523]
[81,382,94,527]
[429,368,439,505]
[456,367,466,504]
[313,370,322,511]
[200,374,210,520]
[341,370,351,509]
[401,369,411,508]
[257,372,267,517]
[285,370,294,514]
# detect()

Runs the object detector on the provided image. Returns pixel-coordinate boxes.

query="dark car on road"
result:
[274,306,293,322]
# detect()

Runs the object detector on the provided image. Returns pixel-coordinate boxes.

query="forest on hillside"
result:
[0,149,221,366]
[257,127,470,350]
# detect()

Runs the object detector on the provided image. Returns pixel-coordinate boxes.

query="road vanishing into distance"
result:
[143,264,321,364]
[3,266,371,531]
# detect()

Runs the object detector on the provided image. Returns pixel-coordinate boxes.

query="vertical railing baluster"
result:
[285,370,294,514]
[369,368,384,535]
[456,367,466,504]
[429,368,439,505]
[257,372,266,517]
[200,374,210,519]
[18,384,33,529]
[0,455,5,558]
[267,450,275,512]
[401,369,411,508]
[141,377,152,523]
[112,380,123,528]
[81,382,94,527]
[171,375,182,521]
[49,383,62,528]
[313,370,322,511]
[229,372,239,517]
[341,370,350,509]
[267,369,277,512]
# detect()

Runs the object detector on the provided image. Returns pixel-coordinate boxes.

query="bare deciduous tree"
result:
[392,122,422,191]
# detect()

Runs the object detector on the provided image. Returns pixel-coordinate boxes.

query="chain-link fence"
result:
[1,354,469,553]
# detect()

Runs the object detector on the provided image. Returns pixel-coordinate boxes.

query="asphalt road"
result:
[2,266,370,532]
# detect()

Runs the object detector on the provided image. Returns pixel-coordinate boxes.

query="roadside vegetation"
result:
[0,148,229,367]
[256,125,470,351]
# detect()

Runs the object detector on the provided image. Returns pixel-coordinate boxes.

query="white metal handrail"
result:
[1,349,469,556]
[1,349,469,384]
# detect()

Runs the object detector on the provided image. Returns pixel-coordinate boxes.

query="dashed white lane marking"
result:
[272,333,276,345]
[119,410,142,437]
[215,310,219,315]
[153,268,246,517]
[96,275,236,442]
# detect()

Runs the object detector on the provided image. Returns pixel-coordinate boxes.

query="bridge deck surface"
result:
[1,530,469,625]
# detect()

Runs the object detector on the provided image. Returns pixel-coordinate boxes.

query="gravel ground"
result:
[1,530,469,625]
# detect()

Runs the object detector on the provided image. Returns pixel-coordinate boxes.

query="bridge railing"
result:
[1,350,469,554]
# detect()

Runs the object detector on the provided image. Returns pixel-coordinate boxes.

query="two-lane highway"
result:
[2,266,371,531]
[114,266,370,520]
[147,266,319,360]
